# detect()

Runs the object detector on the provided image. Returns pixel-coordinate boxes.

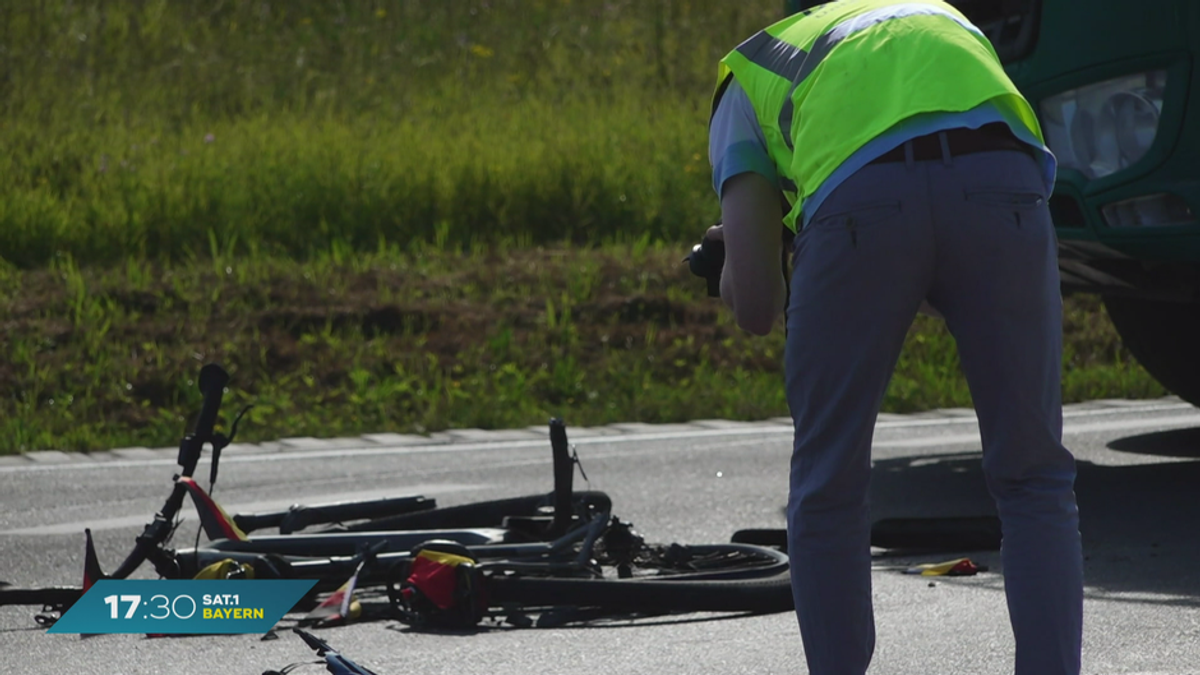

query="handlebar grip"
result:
[195,364,231,435]
[177,363,230,472]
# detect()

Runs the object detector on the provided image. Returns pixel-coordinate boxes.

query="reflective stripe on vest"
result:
[734,3,987,151]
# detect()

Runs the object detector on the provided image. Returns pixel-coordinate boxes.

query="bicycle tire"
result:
[485,544,793,614]
[488,569,793,614]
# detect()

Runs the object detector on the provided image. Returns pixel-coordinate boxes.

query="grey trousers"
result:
[784,144,1083,675]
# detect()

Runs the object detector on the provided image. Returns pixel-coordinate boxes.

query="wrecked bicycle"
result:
[0,363,794,630]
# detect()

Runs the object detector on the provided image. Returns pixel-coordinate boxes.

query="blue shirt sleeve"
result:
[709,80,779,199]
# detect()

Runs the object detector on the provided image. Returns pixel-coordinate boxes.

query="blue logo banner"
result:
[47,579,317,634]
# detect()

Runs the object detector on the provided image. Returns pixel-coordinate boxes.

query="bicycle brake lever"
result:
[208,404,253,487]
[571,446,588,483]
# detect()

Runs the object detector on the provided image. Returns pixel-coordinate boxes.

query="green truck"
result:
[785,0,1200,405]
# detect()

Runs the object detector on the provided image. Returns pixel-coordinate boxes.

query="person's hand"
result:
[705,222,724,242]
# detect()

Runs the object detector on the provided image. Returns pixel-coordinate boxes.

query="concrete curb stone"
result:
[109,447,166,460]
[559,426,625,438]
[7,398,1191,461]
[360,433,436,446]
[606,422,708,434]
[325,436,382,449]
[1091,398,1173,407]
[222,442,277,455]
[24,450,78,463]
[275,437,377,451]
[689,419,782,430]
[252,441,287,454]
[278,437,336,451]
[442,428,546,442]
[933,408,977,418]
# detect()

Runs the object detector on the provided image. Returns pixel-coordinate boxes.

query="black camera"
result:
[685,236,726,298]
[685,222,795,298]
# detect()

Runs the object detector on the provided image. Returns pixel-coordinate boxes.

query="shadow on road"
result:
[1106,426,1200,458]
[868,441,1200,604]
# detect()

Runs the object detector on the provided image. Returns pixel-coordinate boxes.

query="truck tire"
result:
[1102,296,1200,406]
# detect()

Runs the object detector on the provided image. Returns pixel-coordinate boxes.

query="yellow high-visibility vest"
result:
[715,0,1044,231]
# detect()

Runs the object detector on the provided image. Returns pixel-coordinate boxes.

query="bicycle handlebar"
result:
[107,364,231,580]
[289,627,380,675]
[179,363,231,471]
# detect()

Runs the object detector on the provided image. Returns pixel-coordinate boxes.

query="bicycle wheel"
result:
[485,543,793,614]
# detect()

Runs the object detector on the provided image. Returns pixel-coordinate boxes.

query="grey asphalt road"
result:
[3,399,1200,675]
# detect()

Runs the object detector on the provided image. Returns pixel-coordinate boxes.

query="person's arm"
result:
[712,172,786,335]
[707,79,786,335]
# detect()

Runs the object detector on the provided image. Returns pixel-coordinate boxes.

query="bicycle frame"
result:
[1,365,793,627]
[4,367,612,607]
[167,414,606,561]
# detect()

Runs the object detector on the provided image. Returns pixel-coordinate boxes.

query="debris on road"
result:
[903,558,987,576]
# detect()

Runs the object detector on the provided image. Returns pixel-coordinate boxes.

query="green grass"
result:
[0,1,777,267]
[0,1,1171,451]
[0,246,1164,452]
[1,104,724,266]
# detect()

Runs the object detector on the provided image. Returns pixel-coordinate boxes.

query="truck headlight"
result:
[1039,71,1167,179]
[1101,193,1193,228]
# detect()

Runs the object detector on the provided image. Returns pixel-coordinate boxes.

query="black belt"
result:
[870,123,1033,164]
